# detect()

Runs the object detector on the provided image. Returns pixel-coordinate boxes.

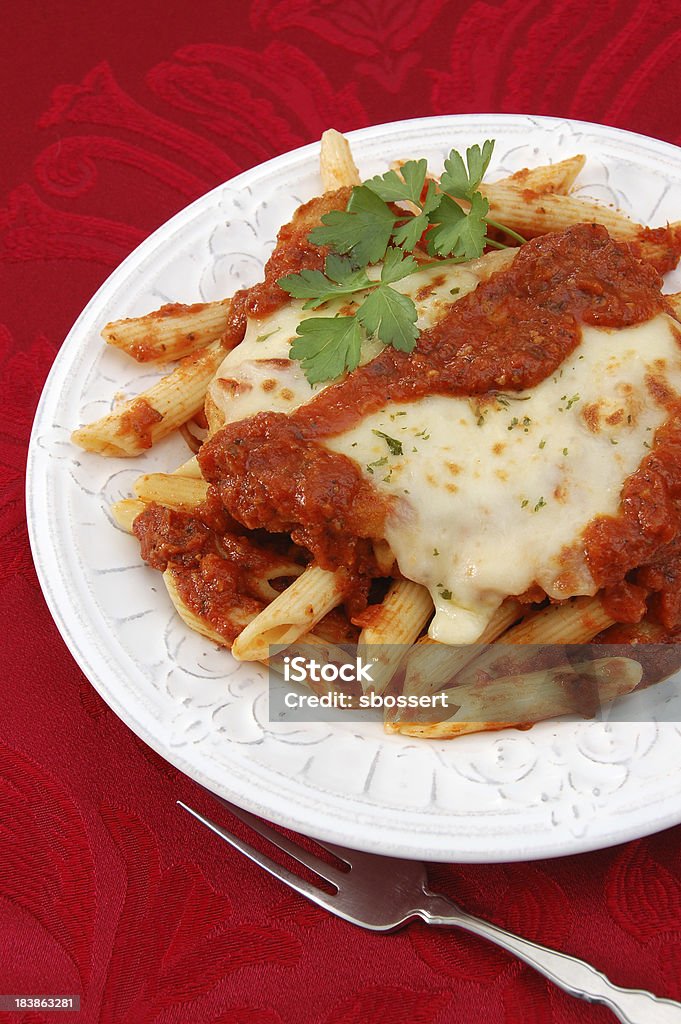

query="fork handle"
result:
[421,893,681,1023]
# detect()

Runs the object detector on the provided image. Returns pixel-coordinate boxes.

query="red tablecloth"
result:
[3,2,681,1021]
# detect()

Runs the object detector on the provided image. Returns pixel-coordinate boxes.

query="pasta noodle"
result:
[171,455,202,477]
[133,473,209,511]
[231,566,350,662]
[320,128,361,191]
[357,580,434,695]
[111,498,147,533]
[483,183,639,240]
[103,298,231,362]
[387,657,642,739]
[496,154,586,195]
[402,598,524,699]
[72,341,225,457]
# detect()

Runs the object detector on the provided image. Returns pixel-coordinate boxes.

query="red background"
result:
[3,1,681,1021]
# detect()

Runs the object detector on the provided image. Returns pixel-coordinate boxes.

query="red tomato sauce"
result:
[288,224,665,438]
[132,502,302,644]
[198,411,390,588]
[117,398,163,449]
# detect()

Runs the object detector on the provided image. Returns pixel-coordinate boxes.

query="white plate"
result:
[27,115,681,862]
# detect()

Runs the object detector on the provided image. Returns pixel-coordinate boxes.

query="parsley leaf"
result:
[356,285,419,352]
[380,247,419,284]
[289,316,362,384]
[391,211,428,252]
[391,182,442,250]
[278,255,372,309]
[309,186,396,265]
[427,192,490,260]
[440,140,495,200]
[366,456,388,474]
[372,430,403,455]
[364,158,428,205]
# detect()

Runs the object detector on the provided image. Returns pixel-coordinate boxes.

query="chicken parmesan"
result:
[198,212,681,645]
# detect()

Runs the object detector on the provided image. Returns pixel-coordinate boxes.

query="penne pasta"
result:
[231,566,351,662]
[133,472,209,511]
[72,341,225,457]
[387,656,642,739]
[111,498,147,533]
[164,567,235,646]
[483,182,639,241]
[103,298,231,362]
[500,596,615,646]
[402,598,524,699]
[320,128,361,191]
[635,226,681,270]
[165,567,361,699]
[171,455,202,477]
[492,154,586,196]
[357,580,434,695]
[667,292,681,320]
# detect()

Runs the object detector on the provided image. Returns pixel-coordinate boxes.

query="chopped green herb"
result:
[610,438,619,445]
[433,548,440,556]
[255,328,281,343]
[366,456,388,474]
[495,392,531,404]
[562,447,569,456]
[534,497,547,512]
[521,498,529,509]
[372,429,403,455]
[539,439,546,449]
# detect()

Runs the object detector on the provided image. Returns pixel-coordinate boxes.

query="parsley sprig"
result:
[283,248,420,383]
[278,140,524,384]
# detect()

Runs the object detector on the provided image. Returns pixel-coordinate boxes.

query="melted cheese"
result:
[208,262,681,644]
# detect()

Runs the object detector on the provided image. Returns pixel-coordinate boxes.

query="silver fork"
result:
[179,797,681,1023]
